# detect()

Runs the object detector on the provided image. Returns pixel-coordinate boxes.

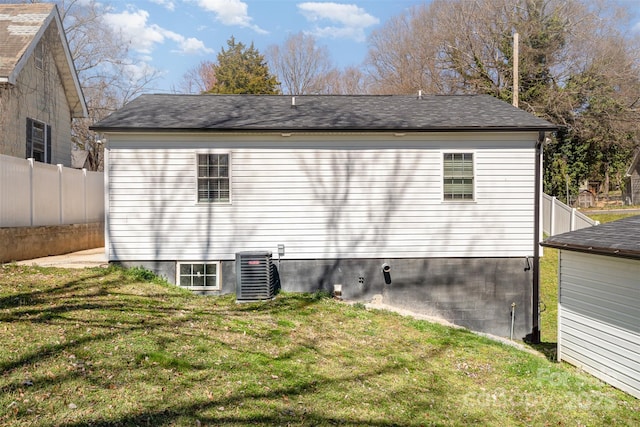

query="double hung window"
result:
[443,153,474,200]
[26,118,51,163]
[197,153,230,203]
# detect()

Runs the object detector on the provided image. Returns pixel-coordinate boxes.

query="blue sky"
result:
[96,0,419,92]
[90,0,640,93]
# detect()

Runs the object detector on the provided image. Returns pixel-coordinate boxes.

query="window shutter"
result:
[45,125,52,163]
[26,118,33,158]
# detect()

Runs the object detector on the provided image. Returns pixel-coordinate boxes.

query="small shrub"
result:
[124,266,159,282]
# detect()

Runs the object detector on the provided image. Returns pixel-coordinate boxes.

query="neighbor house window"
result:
[198,153,230,202]
[34,43,44,70]
[443,153,474,200]
[177,262,221,290]
[26,118,51,163]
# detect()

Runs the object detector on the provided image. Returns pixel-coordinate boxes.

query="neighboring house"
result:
[542,216,640,399]
[624,150,640,205]
[92,94,556,339]
[0,3,87,167]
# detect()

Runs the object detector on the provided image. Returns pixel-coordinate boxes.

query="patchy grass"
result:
[0,265,638,426]
[588,212,639,224]
[539,246,559,345]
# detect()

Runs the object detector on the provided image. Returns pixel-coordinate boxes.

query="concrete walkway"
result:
[15,247,108,269]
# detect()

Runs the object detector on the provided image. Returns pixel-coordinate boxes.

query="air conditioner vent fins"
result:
[235,251,275,302]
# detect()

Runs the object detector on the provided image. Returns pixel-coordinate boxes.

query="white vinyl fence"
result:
[0,154,103,227]
[542,193,599,236]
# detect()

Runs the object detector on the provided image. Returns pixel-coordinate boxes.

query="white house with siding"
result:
[542,215,640,399]
[92,94,556,340]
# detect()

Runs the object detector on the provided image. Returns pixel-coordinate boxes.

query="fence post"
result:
[83,168,88,223]
[550,196,556,236]
[58,164,64,225]
[28,158,34,226]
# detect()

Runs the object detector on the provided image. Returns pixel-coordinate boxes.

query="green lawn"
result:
[1,265,638,426]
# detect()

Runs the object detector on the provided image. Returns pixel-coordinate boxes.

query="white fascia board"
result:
[51,6,88,118]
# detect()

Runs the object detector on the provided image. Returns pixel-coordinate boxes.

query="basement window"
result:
[443,153,474,200]
[177,262,221,290]
[197,153,230,203]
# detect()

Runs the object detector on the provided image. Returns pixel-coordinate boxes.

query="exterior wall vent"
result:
[235,251,275,302]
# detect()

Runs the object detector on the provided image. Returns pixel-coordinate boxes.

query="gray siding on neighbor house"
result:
[558,250,640,398]
[0,32,73,165]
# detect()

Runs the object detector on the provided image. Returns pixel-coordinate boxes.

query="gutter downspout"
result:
[527,131,544,344]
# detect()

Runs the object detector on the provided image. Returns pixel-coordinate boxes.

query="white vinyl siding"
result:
[558,250,640,399]
[106,133,537,261]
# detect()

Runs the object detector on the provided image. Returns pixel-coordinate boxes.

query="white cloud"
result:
[180,37,211,54]
[197,0,267,34]
[150,0,176,11]
[297,2,379,42]
[102,8,213,55]
[103,10,163,54]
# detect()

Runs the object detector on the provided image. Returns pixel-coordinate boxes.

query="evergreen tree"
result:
[207,36,280,94]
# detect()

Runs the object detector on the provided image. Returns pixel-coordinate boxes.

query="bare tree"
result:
[174,60,217,94]
[366,0,640,197]
[57,0,159,171]
[365,3,444,95]
[266,32,333,95]
[317,66,370,95]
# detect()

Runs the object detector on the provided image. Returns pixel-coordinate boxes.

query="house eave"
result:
[540,241,640,260]
[50,6,87,118]
[90,126,557,134]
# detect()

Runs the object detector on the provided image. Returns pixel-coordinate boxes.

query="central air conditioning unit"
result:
[235,251,275,302]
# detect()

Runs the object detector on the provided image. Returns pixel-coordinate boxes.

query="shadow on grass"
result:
[58,346,452,427]
[527,341,558,362]
[0,268,110,310]
[2,266,566,427]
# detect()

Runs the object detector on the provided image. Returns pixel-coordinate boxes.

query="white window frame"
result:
[196,152,231,204]
[441,151,475,202]
[176,261,222,291]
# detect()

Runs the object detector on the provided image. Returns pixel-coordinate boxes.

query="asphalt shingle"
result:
[0,3,54,79]
[92,94,557,132]
[542,215,640,259]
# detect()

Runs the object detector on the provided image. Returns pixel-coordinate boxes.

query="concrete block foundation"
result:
[116,256,533,339]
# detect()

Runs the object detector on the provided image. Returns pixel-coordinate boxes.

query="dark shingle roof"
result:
[91,94,557,132]
[541,215,640,260]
